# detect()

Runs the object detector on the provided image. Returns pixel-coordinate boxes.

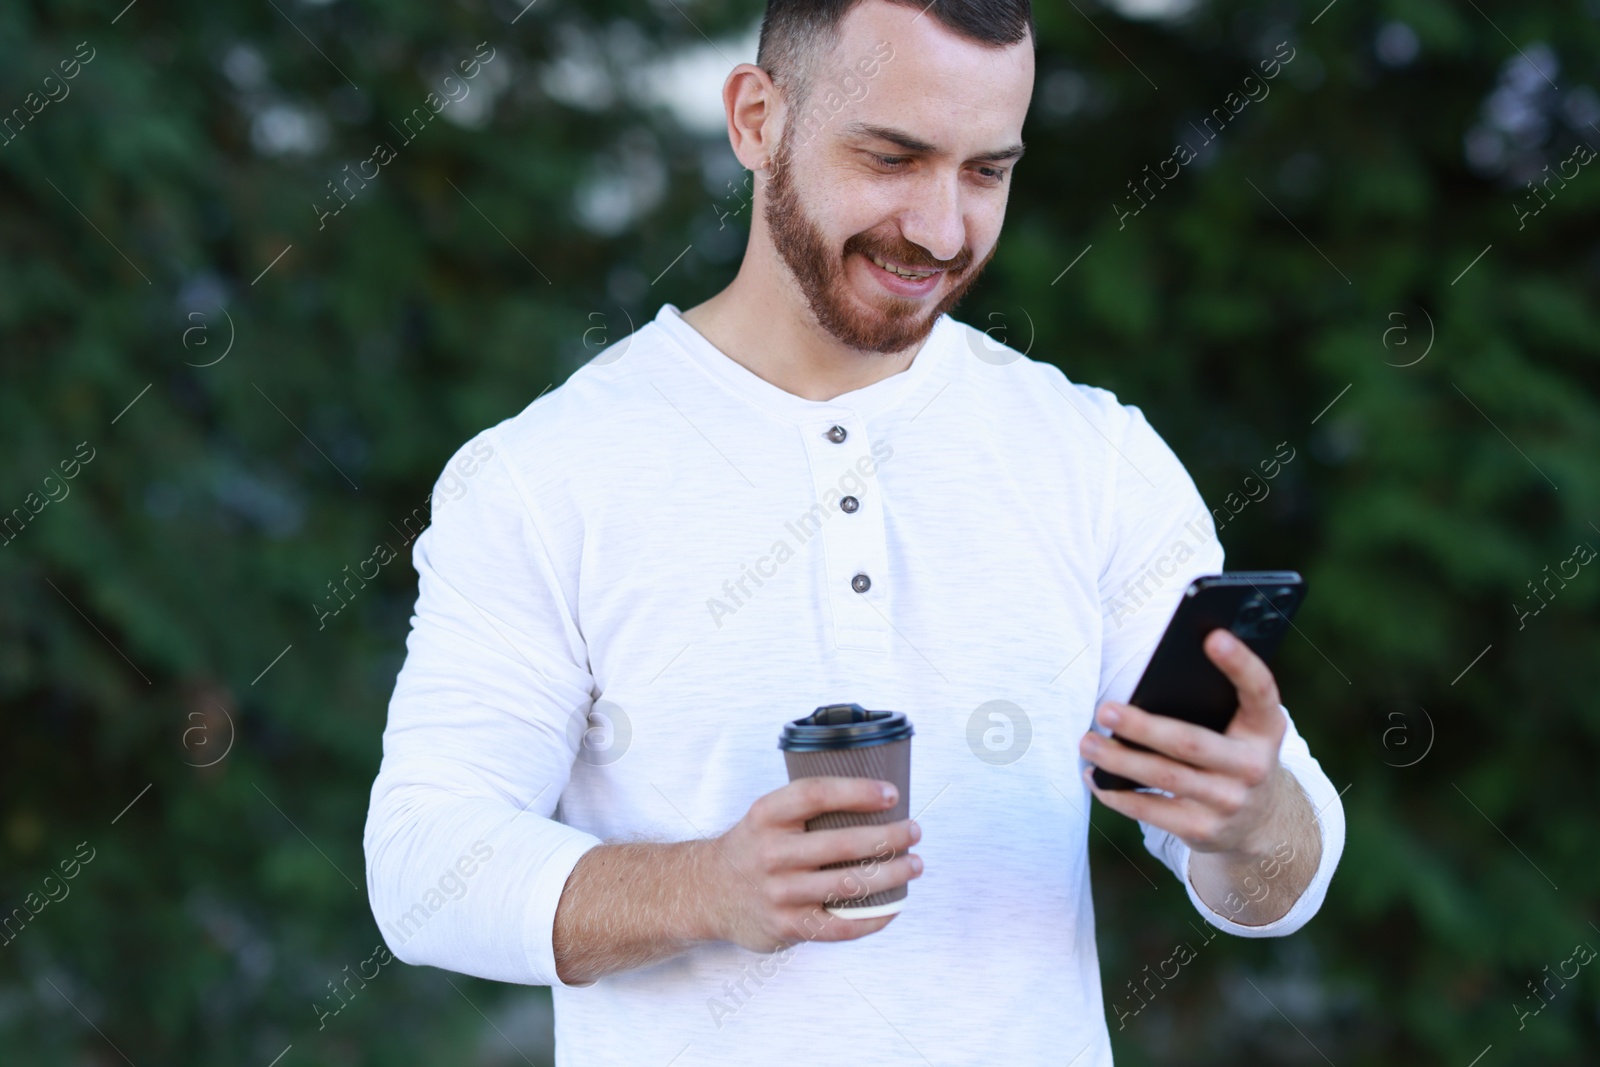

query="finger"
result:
[758,776,897,827]
[1081,732,1248,813]
[782,904,896,944]
[783,820,919,871]
[777,852,923,909]
[1203,629,1285,740]
[1093,701,1262,779]
[1082,766,1215,842]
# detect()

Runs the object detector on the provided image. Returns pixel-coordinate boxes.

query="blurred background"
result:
[3,0,1599,1062]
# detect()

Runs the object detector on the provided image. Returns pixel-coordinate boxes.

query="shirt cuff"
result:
[525,829,606,988]
[1171,706,1346,938]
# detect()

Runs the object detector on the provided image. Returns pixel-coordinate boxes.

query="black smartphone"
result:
[1090,571,1307,791]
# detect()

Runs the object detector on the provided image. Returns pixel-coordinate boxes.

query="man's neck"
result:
[678,257,923,404]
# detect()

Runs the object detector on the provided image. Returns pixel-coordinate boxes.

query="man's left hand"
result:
[1078,627,1320,925]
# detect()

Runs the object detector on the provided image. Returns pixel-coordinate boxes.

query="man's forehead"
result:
[817,1,1034,136]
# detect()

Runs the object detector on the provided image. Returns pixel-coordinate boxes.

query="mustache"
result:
[843,233,973,273]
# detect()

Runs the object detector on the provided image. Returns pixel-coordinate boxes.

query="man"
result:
[363,0,1346,1063]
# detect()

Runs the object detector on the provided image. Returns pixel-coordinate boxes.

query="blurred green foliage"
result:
[2,0,1597,1063]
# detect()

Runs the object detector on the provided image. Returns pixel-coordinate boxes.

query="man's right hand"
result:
[699,776,923,953]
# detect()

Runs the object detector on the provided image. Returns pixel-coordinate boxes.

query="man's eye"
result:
[976,166,1008,182]
[874,154,909,168]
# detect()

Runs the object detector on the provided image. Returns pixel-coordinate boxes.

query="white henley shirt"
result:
[363,303,1346,1066]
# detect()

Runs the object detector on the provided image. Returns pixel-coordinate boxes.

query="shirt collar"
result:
[653,303,952,425]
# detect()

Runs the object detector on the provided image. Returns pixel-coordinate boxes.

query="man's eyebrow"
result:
[973,142,1027,163]
[841,121,1026,163]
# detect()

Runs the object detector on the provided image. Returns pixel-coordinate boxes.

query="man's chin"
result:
[819,268,944,351]
[821,300,943,355]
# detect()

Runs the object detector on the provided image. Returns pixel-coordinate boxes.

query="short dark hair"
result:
[757,0,1034,111]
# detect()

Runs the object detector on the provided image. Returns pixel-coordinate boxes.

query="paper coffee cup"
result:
[778,703,914,919]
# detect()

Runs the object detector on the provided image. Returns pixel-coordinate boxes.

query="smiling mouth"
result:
[866,253,941,281]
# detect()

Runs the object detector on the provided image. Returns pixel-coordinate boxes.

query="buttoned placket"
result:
[803,419,891,652]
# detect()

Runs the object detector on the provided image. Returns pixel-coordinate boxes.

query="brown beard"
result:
[761,129,998,355]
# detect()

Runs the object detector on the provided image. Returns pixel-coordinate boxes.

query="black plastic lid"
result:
[778,703,914,752]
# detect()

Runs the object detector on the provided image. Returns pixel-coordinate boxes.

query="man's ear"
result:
[724,63,784,173]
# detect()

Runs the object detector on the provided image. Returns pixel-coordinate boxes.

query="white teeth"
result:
[868,253,935,280]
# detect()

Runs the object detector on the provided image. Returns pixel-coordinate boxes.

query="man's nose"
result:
[896,172,966,264]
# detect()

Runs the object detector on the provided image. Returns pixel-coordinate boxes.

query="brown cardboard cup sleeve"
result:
[779,703,913,919]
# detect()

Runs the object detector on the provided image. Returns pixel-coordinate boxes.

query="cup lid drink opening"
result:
[778,703,914,751]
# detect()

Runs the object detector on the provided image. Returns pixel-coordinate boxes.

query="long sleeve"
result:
[1142,703,1345,937]
[363,426,605,987]
[1092,401,1344,937]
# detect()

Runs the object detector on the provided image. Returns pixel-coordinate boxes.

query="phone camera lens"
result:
[1237,602,1264,625]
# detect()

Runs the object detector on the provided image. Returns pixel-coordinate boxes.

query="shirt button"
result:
[840,495,860,513]
[825,425,848,443]
[851,573,871,593]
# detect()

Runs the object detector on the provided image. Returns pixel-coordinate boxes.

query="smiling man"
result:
[363,1,1345,1064]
